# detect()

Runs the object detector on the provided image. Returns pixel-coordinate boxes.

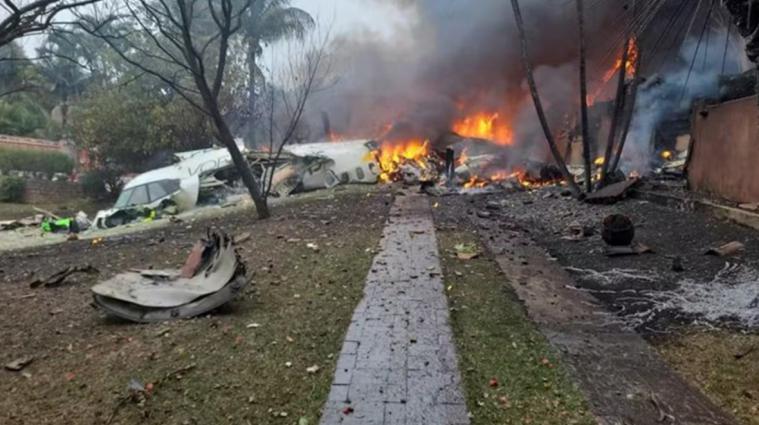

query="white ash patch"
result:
[565,267,660,286]
[644,263,759,328]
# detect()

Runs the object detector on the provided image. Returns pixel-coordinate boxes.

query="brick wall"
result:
[689,95,759,204]
[22,179,83,204]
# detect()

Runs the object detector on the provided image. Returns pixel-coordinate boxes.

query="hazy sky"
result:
[14,0,412,55]
[260,0,414,83]
[288,0,410,38]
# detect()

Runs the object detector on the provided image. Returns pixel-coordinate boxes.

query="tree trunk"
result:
[599,37,630,186]
[245,38,259,148]
[510,0,582,198]
[611,53,643,175]
[207,97,270,219]
[577,0,593,193]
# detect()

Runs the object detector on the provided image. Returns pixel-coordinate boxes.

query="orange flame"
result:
[452,112,514,145]
[463,176,489,189]
[375,139,430,182]
[588,37,639,105]
[458,148,469,166]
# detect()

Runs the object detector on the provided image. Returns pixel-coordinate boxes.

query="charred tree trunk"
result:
[209,101,270,219]
[510,0,582,198]
[611,54,643,175]
[577,0,593,193]
[599,37,630,186]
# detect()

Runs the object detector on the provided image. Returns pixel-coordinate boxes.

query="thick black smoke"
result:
[305,0,634,161]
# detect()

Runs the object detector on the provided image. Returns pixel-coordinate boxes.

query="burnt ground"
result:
[433,186,759,424]
[0,187,392,425]
[438,187,759,333]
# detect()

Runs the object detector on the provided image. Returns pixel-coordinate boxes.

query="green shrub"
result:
[0,148,75,175]
[80,168,122,200]
[0,176,25,202]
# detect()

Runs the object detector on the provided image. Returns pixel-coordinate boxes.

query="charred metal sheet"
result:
[585,178,639,204]
[92,231,247,322]
[92,274,247,323]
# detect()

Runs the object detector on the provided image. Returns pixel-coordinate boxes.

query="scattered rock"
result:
[454,243,480,260]
[476,210,492,219]
[5,356,34,372]
[671,257,685,272]
[602,214,635,246]
[485,201,502,210]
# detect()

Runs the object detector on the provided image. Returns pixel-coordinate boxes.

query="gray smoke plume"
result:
[622,32,744,173]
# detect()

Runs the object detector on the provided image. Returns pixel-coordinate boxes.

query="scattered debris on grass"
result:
[454,242,480,260]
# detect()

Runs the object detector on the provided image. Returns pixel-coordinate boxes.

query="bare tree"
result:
[610,54,642,175]
[510,0,582,198]
[598,37,631,186]
[259,27,332,200]
[80,0,271,218]
[0,0,101,49]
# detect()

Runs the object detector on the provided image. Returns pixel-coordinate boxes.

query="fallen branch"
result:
[649,391,676,423]
[105,364,197,425]
[29,265,98,288]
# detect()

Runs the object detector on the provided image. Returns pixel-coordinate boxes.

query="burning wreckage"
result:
[92,134,572,231]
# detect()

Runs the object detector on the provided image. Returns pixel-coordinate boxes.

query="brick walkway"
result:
[320,194,470,425]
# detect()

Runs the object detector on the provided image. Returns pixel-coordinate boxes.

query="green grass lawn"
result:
[439,230,595,425]
[0,192,389,425]
[656,330,759,425]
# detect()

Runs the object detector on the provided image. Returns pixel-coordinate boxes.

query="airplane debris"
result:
[91,230,247,323]
[705,241,746,257]
[585,178,639,204]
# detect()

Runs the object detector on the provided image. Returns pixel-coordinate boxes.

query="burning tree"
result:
[80,0,271,218]
[511,0,643,195]
[257,26,332,200]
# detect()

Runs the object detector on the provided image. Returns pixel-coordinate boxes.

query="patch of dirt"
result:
[0,189,393,425]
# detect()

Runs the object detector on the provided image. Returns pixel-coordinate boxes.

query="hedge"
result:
[0,176,25,202]
[0,148,75,175]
